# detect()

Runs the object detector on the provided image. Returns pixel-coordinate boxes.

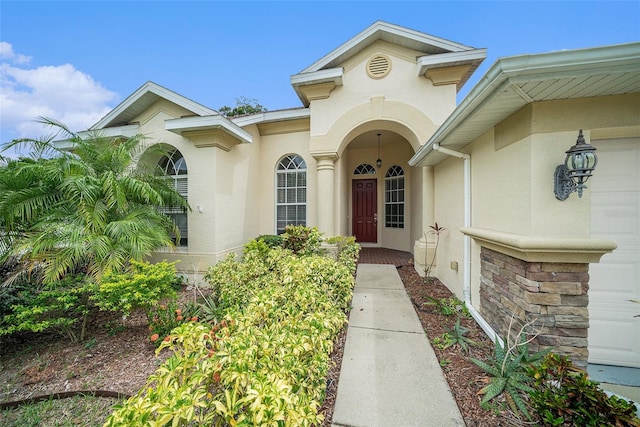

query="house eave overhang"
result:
[53,124,142,151]
[409,42,640,167]
[165,115,253,150]
[417,49,487,90]
[78,124,141,139]
[232,108,310,127]
[290,68,344,107]
[301,20,479,74]
[91,81,217,130]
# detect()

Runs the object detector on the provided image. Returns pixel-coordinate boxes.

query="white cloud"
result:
[0,42,118,143]
[0,41,32,65]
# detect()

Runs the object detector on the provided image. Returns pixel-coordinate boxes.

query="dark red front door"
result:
[352,179,377,243]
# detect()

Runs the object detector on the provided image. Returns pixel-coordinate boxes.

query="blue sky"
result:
[1,1,639,153]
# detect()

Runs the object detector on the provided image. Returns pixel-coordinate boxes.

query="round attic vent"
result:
[366,54,391,79]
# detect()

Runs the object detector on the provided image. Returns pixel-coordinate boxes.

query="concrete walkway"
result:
[332,264,464,427]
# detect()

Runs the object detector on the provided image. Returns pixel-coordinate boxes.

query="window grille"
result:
[354,163,376,175]
[276,154,307,234]
[158,150,188,246]
[385,165,404,228]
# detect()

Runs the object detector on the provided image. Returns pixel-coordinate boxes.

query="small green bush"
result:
[257,234,283,248]
[529,353,640,426]
[326,235,360,275]
[93,259,180,319]
[147,300,200,346]
[423,296,471,317]
[281,225,322,256]
[0,274,94,342]
[243,234,285,261]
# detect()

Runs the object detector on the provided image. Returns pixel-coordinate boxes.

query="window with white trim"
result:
[276,154,307,234]
[158,150,188,246]
[385,165,404,228]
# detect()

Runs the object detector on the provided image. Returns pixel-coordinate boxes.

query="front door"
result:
[352,179,377,243]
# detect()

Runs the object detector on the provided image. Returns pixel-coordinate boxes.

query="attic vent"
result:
[366,54,391,79]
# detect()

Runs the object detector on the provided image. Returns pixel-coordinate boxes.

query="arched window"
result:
[354,163,377,175]
[276,154,307,234]
[385,165,404,229]
[158,149,188,246]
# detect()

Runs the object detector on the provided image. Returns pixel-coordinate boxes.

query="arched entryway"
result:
[339,129,421,253]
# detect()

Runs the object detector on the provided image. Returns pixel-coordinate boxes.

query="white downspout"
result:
[432,144,501,344]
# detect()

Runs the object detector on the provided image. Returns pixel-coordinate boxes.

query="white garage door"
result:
[589,137,640,368]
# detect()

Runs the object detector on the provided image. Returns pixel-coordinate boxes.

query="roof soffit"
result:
[165,115,253,145]
[409,42,640,167]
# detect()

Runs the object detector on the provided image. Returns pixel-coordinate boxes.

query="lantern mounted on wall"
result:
[554,129,598,200]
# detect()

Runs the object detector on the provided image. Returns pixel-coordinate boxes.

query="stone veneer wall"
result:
[479,247,590,368]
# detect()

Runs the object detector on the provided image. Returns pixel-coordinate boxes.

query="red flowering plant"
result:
[147,300,200,347]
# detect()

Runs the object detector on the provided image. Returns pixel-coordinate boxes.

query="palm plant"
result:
[0,117,189,283]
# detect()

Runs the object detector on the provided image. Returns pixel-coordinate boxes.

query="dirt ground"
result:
[1,263,506,426]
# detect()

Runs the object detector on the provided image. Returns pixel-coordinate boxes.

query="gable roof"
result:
[409,42,640,167]
[290,21,486,106]
[90,81,218,130]
[300,20,481,74]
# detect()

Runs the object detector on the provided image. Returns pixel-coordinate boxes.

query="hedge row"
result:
[104,238,359,427]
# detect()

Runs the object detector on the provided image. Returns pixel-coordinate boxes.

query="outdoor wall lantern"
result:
[554,129,598,200]
[376,133,382,169]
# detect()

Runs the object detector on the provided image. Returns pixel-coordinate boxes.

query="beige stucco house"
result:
[87,22,640,369]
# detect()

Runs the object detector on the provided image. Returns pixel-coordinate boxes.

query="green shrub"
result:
[0,274,93,342]
[257,234,283,248]
[325,235,360,275]
[281,225,322,256]
[243,234,284,261]
[92,260,180,319]
[106,247,356,426]
[423,296,471,317]
[147,300,201,346]
[529,353,640,426]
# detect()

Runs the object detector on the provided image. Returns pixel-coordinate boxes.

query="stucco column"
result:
[414,166,435,275]
[315,155,337,236]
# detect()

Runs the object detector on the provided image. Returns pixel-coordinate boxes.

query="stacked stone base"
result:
[479,247,589,368]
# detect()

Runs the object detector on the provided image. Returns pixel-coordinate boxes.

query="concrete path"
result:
[331,264,464,427]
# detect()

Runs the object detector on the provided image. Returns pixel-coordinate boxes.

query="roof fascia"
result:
[91,81,217,130]
[232,108,310,127]
[290,68,344,106]
[54,124,142,151]
[165,115,253,144]
[301,20,475,74]
[409,42,640,167]
[417,49,487,74]
[78,124,141,139]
